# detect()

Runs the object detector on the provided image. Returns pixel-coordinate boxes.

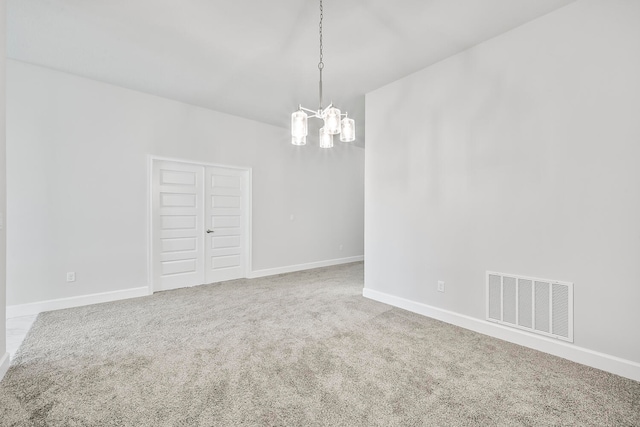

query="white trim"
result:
[148,155,251,171]
[250,255,364,279]
[363,288,640,382]
[6,286,150,319]
[0,352,10,381]
[245,168,253,279]
[146,155,153,295]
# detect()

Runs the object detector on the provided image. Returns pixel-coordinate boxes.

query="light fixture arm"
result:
[299,105,320,116]
[299,105,349,119]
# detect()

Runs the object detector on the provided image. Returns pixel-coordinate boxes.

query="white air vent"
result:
[486,271,573,342]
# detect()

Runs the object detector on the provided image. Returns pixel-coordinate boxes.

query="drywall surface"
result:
[0,0,7,358]
[365,0,640,363]
[7,60,364,305]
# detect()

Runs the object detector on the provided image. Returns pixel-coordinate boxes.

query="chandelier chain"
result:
[318,0,324,109]
[318,0,324,70]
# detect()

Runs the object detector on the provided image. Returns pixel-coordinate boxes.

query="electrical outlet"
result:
[66,272,76,282]
[339,244,343,251]
[437,280,445,293]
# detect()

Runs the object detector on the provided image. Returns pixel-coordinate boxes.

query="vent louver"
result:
[486,271,573,342]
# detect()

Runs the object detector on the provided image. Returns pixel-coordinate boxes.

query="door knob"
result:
[206,229,214,234]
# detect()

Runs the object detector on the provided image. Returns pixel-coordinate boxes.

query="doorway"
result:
[151,159,251,292]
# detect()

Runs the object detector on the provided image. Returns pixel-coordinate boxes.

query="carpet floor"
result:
[1,262,638,426]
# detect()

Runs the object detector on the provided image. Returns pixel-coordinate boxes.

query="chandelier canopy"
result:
[291,0,355,148]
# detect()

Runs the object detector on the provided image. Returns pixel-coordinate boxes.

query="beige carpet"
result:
[1,262,638,426]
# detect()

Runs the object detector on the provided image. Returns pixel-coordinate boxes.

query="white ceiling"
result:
[8,0,576,130]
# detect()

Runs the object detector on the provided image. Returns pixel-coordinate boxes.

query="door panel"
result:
[161,193,197,207]
[161,259,197,275]
[205,167,246,283]
[212,216,241,228]
[161,237,197,253]
[212,235,241,248]
[153,161,205,291]
[212,255,242,269]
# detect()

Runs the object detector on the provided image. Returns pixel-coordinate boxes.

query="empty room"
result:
[1,0,639,425]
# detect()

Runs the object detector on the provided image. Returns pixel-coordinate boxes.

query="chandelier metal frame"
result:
[291,0,355,147]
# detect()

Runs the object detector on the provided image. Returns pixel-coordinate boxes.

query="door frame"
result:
[147,155,252,293]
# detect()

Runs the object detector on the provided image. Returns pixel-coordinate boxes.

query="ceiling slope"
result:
[8,0,576,129]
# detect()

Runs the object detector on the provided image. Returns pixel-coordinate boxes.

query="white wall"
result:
[7,60,364,306]
[365,0,640,367]
[1,0,9,379]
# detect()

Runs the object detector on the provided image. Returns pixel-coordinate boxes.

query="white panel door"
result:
[152,161,205,291]
[205,166,246,283]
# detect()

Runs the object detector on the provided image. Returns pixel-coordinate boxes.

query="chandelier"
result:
[291,0,355,148]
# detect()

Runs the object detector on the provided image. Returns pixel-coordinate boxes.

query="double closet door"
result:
[152,160,249,292]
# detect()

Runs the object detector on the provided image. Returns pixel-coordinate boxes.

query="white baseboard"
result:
[249,255,364,279]
[0,352,10,382]
[363,288,640,382]
[6,286,151,319]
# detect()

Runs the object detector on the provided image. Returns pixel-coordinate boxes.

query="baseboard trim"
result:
[249,256,364,279]
[0,352,10,382]
[6,286,151,318]
[363,288,640,382]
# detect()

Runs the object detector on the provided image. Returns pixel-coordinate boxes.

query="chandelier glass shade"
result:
[291,110,308,146]
[318,127,331,148]
[291,0,355,147]
[340,116,355,142]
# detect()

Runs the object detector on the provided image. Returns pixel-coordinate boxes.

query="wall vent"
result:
[486,271,573,342]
